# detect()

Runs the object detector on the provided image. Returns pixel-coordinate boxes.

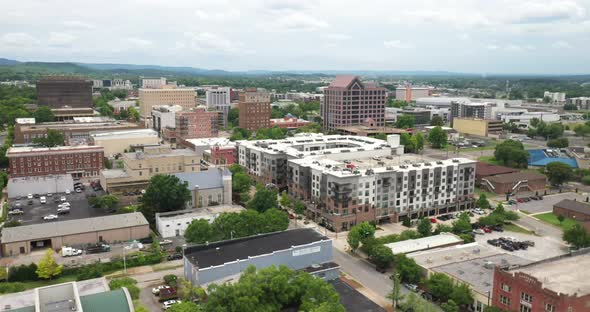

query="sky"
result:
[1,0,590,74]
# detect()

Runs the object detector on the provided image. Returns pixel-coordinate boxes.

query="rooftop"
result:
[485,171,547,184]
[475,162,520,177]
[174,169,231,190]
[511,253,590,295]
[1,213,148,243]
[17,120,139,131]
[329,279,386,312]
[409,242,500,270]
[184,228,329,269]
[384,233,463,255]
[90,129,158,140]
[7,145,103,155]
[156,204,244,221]
[100,169,131,179]
[554,199,590,216]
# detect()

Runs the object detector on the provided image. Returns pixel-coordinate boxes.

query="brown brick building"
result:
[36,77,93,108]
[238,88,271,131]
[175,107,220,139]
[475,162,519,184]
[493,251,590,312]
[14,119,141,144]
[8,145,104,178]
[481,171,546,194]
[553,199,590,231]
[321,76,387,131]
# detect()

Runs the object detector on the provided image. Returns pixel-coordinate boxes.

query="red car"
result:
[516,198,524,203]
[429,218,437,223]
[482,227,492,233]
[288,213,295,219]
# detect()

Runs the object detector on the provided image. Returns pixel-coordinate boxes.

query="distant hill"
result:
[79,63,237,76]
[0,58,21,66]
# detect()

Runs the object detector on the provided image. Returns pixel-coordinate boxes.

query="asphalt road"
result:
[514,211,563,241]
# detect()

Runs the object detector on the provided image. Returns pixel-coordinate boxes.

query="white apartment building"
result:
[151,105,184,134]
[543,91,566,103]
[140,77,167,89]
[568,97,590,110]
[206,87,231,128]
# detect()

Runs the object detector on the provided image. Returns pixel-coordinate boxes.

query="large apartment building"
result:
[140,77,167,89]
[8,145,104,178]
[206,87,231,128]
[238,88,271,131]
[450,101,491,121]
[36,77,93,108]
[321,76,387,131]
[175,108,219,139]
[138,88,196,117]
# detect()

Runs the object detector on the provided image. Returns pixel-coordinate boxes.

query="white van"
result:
[40,196,47,204]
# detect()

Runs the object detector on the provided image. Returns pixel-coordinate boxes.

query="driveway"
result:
[473,229,568,262]
[510,192,587,214]
[514,212,565,243]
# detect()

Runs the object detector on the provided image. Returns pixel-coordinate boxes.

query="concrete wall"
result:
[185,239,332,285]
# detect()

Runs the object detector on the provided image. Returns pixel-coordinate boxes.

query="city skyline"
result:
[1,0,590,74]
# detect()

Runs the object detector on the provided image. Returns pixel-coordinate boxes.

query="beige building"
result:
[90,129,160,156]
[1,213,149,256]
[452,118,503,137]
[100,145,201,193]
[138,88,196,117]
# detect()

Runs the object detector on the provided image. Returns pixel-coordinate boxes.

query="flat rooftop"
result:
[90,129,158,140]
[18,120,139,131]
[184,228,329,269]
[156,204,244,221]
[434,253,530,295]
[385,233,463,255]
[409,242,500,270]
[329,279,386,312]
[7,145,103,155]
[514,253,590,295]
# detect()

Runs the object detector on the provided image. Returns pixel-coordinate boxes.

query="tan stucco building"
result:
[139,88,196,117]
[90,129,160,157]
[452,118,503,137]
[1,213,149,256]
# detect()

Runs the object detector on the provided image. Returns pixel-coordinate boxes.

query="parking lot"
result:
[6,185,111,226]
[508,192,587,214]
[474,230,568,261]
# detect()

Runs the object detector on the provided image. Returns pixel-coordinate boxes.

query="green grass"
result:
[534,212,578,231]
[478,156,501,166]
[504,223,534,235]
[15,275,78,291]
[520,210,531,215]
[475,187,497,199]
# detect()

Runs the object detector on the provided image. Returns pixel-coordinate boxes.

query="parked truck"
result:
[158,288,178,302]
[61,247,83,257]
[85,243,111,254]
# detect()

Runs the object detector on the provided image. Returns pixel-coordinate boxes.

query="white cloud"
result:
[552,40,573,49]
[126,37,153,47]
[61,20,95,29]
[383,40,414,49]
[184,32,246,54]
[48,32,77,46]
[486,44,500,50]
[508,1,586,24]
[0,32,38,47]
[457,33,470,41]
[272,12,329,31]
[322,33,351,40]
[505,44,535,52]
[195,9,240,19]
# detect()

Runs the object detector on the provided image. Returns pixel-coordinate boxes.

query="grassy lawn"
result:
[17,275,78,291]
[475,187,497,199]
[534,212,578,231]
[477,156,501,166]
[504,223,534,235]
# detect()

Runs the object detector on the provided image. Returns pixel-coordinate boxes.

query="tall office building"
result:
[450,101,491,121]
[140,77,167,89]
[238,88,271,131]
[175,107,220,139]
[206,87,231,128]
[321,76,387,131]
[36,77,93,108]
[138,88,196,117]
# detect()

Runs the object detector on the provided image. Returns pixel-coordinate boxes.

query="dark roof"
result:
[475,162,519,177]
[174,169,229,190]
[302,261,340,274]
[185,228,328,268]
[554,199,590,216]
[329,278,386,312]
[485,171,546,184]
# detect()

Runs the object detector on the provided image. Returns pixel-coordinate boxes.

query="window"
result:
[520,293,533,303]
[500,296,510,306]
[519,305,531,312]
[501,283,511,292]
[544,303,555,312]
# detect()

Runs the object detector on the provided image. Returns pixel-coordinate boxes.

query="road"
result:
[514,211,564,242]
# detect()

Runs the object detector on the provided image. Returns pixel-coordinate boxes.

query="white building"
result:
[111,79,133,90]
[151,105,184,134]
[182,138,236,157]
[384,233,463,254]
[501,111,560,128]
[8,174,74,198]
[156,204,244,238]
[544,91,566,103]
[415,97,470,108]
[140,77,167,89]
[206,87,231,128]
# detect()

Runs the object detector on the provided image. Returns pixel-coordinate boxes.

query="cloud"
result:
[552,40,573,49]
[61,20,95,29]
[486,43,535,52]
[263,0,315,12]
[322,33,351,41]
[195,9,240,19]
[486,44,500,50]
[383,40,414,49]
[126,37,153,47]
[48,32,77,46]
[184,32,246,54]
[457,33,470,41]
[273,12,329,31]
[0,32,38,47]
[508,1,586,24]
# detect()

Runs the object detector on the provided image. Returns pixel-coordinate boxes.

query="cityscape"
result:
[1,1,590,312]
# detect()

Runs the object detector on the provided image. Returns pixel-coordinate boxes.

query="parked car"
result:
[43,214,59,221]
[473,229,485,235]
[75,188,82,193]
[27,200,33,205]
[40,196,46,204]
[60,196,66,202]
[46,193,53,197]
[57,207,70,214]
[487,239,501,246]
[65,189,71,195]
[27,194,33,199]
[507,200,516,205]
[493,226,504,232]
[8,209,24,215]
[61,246,83,257]
[167,253,183,261]
[85,243,111,254]
[482,227,492,233]
[158,288,178,302]
[160,239,173,246]
[429,218,437,223]
[403,283,419,292]
[152,285,172,295]
[33,193,40,198]
[162,299,181,310]
[473,208,485,215]
[517,198,524,203]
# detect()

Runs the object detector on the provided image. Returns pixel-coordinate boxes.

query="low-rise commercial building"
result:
[270,116,311,129]
[481,171,547,195]
[89,129,159,157]
[108,98,137,114]
[336,124,407,137]
[553,199,590,231]
[500,111,560,128]
[156,204,244,238]
[138,88,196,117]
[8,145,104,178]
[475,162,519,184]
[1,213,149,256]
[7,174,74,198]
[384,233,463,254]
[568,97,590,110]
[51,107,97,121]
[174,169,232,208]
[203,145,237,167]
[452,118,503,137]
[151,104,183,135]
[183,228,332,285]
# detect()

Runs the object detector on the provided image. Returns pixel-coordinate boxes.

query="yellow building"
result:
[452,118,503,137]
[138,88,196,117]
[90,129,160,157]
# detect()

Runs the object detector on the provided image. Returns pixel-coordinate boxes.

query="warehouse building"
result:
[553,199,590,231]
[480,171,547,194]
[1,213,149,256]
[475,162,519,184]
[183,228,332,285]
[7,174,74,198]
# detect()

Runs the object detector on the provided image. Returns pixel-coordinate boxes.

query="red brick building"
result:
[475,162,519,184]
[8,145,104,178]
[321,76,387,131]
[238,88,271,131]
[553,199,590,231]
[203,146,237,167]
[270,116,311,130]
[175,108,219,139]
[492,252,590,312]
[481,171,546,194]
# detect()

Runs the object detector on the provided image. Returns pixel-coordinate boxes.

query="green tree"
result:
[547,137,569,148]
[33,129,64,147]
[140,174,192,223]
[36,249,63,280]
[428,126,448,148]
[417,218,432,237]
[430,115,444,126]
[177,277,207,302]
[279,191,290,208]
[33,106,55,122]
[574,124,590,137]
[452,213,472,234]
[449,283,474,307]
[185,219,214,244]
[247,186,278,212]
[227,108,239,128]
[395,115,415,129]
[400,133,416,153]
[108,277,140,300]
[563,223,590,249]
[368,244,395,271]
[476,194,490,209]
[89,194,119,209]
[387,272,403,310]
[395,254,422,284]
[545,162,573,186]
[347,222,376,252]
[494,139,528,168]
[425,272,454,302]
[441,299,460,312]
[557,214,565,224]
[232,172,252,197]
[433,223,453,235]
[294,200,306,215]
[128,107,140,121]
[168,302,202,312]
[412,133,425,152]
[374,133,387,140]
[397,292,438,312]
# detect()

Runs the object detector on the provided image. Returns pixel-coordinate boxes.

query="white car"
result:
[162,300,181,310]
[46,193,53,197]
[152,285,171,295]
[473,208,485,215]
[60,196,66,202]
[27,194,33,200]
[65,189,71,195]
[75,188,82,193]
[40,196,47,204]
[8,209,24,215]
[58,202,71,207]
[43,214,59,221]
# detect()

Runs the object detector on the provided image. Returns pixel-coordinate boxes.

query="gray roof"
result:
[554,199,590,216]
[1,213,148,243]
[174,169,229,190]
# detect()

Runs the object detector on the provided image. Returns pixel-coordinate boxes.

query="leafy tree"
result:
[232,172,252,196]
[294,200,306,215]
[450,283,474,307]
[547,137,569,148]
[140,174,192,223]
[387,272,403,309]
[33,129,64,147]
[33,106,55,122]
[557,214,565,224]
[397,292,438,312]
[395,254,422,284]
[296,122,322,133]
[109,277,140,300]
[368,244,395,271]
[417,218,432,237]
[452,213,472,234]
[428,126,448,148]
[400,133,415,153]
[459,233,475,243]
[227,108,239,128]
[279,191,290,208]
[168,302,202,312]
[412,133,425,152]
[530,118,541,128]
[430,115,444,126]
[563,223,590,249]
[387,99,409,108]
[494,140,528,168]
[441,299,459,312]
[128,107,140,121]
[89,194,119,209]
[476,194,490,209]
[564,103,578,110]
[185,219,214,244]
[247,186,278,212]
[425,273,454,302]
[229,127,252,141]
[347,222,376,252]
[395,115,415,129]
[374,133,387,140]
[177,278,206,302]
[36,249,63,280]
[433,223,453,235]
[546,162,573,186]
[574,124,590,137]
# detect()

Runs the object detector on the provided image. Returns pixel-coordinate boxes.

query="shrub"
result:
[164,274,178,288]
[582,175,590,185]
[76,266,102,281]
[0,282,26,294]
[8,263,39,282]
[109,277,140,300]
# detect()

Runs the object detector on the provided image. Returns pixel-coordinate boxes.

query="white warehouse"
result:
[156,205,244,238]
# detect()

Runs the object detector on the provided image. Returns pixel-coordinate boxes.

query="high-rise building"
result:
[140,77,167,89]
[395,86,432,102]
[206,87,231,128]
[321,76,387,131]
[175,107,220,139]
[450,101,491,121]
[138,88,196,117]
[238,88,271,131]
[36,77,93,108]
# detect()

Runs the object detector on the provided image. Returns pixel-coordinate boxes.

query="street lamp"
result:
[123,245,131,275]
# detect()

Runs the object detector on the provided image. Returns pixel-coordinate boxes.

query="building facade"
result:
[89,129,160,157]
[270,116,311,129]
[203,146,237,167]
[156,205,244,238]
[553,199,590,232]
[238,88,271,131]
[395,86,431,102]
[452,118,503,137]
[138,88,196,117]
[568,97,590,110]
[205,87,231,128]
[175,108,220,139]
[14,119,141,144]
[8,145,104,178]
[451,102,491,121]
[174,169,232,209]
[140,77,167,89]
[481,172,547,195]
[151,105,184,135]
[321,76,387,131]
[36,77,93,108]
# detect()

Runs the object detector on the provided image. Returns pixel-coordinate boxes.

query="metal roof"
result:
[174,169,230,190]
